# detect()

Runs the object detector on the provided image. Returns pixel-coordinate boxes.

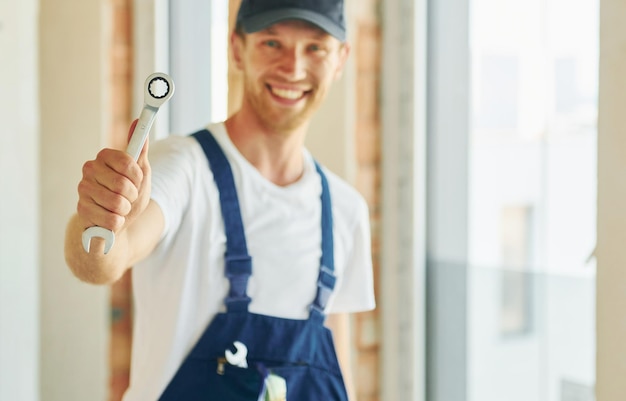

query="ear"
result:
[231,31,245,71]
[332,42,351,82]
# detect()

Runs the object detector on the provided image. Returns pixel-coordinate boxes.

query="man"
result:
[65,0,375,400]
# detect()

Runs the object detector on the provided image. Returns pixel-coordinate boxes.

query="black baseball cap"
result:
[236,0,346,42]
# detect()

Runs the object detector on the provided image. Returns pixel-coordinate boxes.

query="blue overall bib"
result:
[158,129,349,401]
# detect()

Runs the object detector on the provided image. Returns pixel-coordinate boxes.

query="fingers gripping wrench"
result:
[82,72,175,254]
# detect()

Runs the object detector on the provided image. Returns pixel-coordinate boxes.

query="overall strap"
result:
[192,128,337,320]
[309,162,337,323]
[192,129,252,313]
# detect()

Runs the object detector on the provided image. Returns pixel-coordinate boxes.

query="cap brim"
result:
[240,8,346,42]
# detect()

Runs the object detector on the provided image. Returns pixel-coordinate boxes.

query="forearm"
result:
[327,313,357,401]
[65,198,164,284]
[64,214,131,285]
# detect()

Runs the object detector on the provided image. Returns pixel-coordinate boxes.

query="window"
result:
[426,0,598,399]
[499,205,534,336]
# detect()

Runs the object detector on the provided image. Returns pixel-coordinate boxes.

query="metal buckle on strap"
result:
[309,303,326,316]
[318,265,336,289]
[312,265,337,315]
[315,286,333,311]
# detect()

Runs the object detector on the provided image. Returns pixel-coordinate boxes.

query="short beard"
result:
[243,78,324,134]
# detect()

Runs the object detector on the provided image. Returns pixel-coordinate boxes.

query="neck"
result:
[224,109,309,187]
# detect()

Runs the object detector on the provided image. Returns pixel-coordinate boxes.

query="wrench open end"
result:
[225,341,248,368]
[82,227,116,255]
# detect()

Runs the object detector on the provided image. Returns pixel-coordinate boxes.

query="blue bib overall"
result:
[158,129,349,401]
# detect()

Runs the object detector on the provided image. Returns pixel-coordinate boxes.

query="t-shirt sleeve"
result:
[328,196,376,314]
[148,136,196,248]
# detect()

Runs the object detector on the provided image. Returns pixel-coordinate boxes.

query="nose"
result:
[276,48,307,81]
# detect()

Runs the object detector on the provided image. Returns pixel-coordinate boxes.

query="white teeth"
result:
[270,87,304,100]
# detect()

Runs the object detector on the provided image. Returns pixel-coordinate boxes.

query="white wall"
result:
[0,1,40,400]
[39,0,109,400]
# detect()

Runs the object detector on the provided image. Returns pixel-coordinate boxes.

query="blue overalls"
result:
[158,129,349,401]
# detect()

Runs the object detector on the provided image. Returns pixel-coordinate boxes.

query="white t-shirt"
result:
[122,123,375,401]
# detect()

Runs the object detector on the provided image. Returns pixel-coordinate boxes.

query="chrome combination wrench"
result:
[82,72,175,254]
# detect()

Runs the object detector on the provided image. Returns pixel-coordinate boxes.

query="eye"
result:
[265,39,280,48]
[308,43,329,55]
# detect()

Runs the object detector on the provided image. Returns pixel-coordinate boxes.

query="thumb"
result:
[126,119,150,164]
[127,119,139,143]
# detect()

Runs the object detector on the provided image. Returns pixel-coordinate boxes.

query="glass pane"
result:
[468,0,598,399]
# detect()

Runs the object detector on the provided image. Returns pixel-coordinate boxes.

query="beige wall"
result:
[39,0,110,399]
[596,0,626,398]
[306,48,356,183]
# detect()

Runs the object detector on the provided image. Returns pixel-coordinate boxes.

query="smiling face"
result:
[232,20,350,134]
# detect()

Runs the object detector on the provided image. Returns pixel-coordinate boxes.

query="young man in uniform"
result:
[65,0,375,399]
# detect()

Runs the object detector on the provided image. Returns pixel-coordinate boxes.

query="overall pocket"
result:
[210,359,265,401]
[266,364,348,401]
[160,359,264,401]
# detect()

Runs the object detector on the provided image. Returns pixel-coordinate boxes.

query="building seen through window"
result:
[467,0,597,399]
